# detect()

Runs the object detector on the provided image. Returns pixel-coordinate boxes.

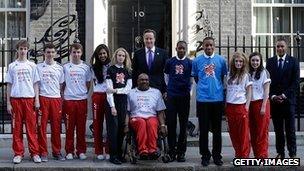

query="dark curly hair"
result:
[90,44,110,83]
[249,52,264,80]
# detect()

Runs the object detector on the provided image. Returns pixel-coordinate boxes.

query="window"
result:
[0,0,28,67]
[252,0,304,62]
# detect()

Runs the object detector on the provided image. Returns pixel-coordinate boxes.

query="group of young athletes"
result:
[5,29,298,166]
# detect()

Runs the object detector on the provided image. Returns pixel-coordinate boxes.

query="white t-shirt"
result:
[37,61,64,98]
[250,69,271,101]
[226,73,252,104]
[92,64,109,93]
[63,61,92,100]
[5,60,40,98]
[127,87,166,119]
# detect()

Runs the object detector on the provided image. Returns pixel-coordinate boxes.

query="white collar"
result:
[203,52,215,58]
[175,56,187,60]
[115,64,124,68]
[145,46,155,53]
[277,54,287,61]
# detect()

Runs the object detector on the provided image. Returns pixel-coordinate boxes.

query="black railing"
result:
[0,35,304,133]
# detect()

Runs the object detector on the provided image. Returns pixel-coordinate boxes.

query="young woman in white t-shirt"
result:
[248,52,271,158]
[90,44,111,160]
[225,52,252,158]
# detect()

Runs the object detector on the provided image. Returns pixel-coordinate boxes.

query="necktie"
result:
[148,50,153,70]
[278,58,283,70]
[278,58,283,77]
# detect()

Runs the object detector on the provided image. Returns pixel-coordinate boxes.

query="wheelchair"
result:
[122,126,171,164]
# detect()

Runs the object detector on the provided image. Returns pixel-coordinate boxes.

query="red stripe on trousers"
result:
[92,92,109,155]
[63,99,87,155]
[226,103,251,158]
[11,98,40,157]
[249,100,270,158]
[38,96,62,156]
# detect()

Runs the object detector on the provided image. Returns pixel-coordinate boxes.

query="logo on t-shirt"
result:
[116,73,125,84]
[175,64,184,74]
[204,63,215,77]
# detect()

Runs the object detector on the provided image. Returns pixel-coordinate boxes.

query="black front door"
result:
[108,0,171,56]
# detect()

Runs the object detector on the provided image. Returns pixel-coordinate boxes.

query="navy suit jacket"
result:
[266,54,300,105]
[132,47,168,93]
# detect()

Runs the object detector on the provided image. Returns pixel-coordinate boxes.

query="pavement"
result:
[0,133,303,171]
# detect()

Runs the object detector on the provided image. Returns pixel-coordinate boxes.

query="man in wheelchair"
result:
[124,73,167,160]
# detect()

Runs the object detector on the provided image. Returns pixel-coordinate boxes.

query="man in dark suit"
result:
[132,29,168,94]
[266,38,300,159]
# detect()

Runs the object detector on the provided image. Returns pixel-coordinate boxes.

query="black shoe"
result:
[169,154,176,162]
[118,156,127,163]
[177,154,186,162]
[201,158,210,167]
[289,154,297,158]
[149,151,160,160]
[109,158,122,165]
[139,153,149,160]
[53,154,65,161]
[214,159,223,166]
[275,154,285,159]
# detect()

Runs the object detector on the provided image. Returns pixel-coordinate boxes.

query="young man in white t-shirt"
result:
[5,40,41,164]
[63,43,91,160]
[37,43,65,161]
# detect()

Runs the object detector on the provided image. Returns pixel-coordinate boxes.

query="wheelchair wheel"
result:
[161,155,170,163]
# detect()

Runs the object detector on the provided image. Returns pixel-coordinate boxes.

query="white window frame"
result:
[252,0,304,57]
[0,0,29,67]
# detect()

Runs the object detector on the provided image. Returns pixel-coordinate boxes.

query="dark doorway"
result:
[108,0,172,56]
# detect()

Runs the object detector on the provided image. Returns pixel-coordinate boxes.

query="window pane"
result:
[254,0,271,3]
[293,8,304,33]
[273,7,290,33]
[255,35,272,60]
[0,0,5,8]
[294,0,304,3]
[293,36,304,62]
[254,7,271,33]
[6,39,19,62]
[7,12,26,38]
[273,0,292,3]
[7,0,26,8]
[0,12,4,37]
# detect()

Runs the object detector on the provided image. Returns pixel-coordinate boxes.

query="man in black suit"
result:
[266,38,300,159]
[132,29,168,93]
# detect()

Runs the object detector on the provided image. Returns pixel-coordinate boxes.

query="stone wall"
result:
[193,0,252,58]
[29,0,85,63]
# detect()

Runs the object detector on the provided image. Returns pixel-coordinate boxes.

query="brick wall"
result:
[194,0,252,58]
[29,0,85,63]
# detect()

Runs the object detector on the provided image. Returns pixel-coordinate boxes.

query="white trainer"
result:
[13,155,22,164]
[66,153,74,160]
[79,153,87,160]
[104,154,110,160]
[32,155,41,163]
[96,154,104,160]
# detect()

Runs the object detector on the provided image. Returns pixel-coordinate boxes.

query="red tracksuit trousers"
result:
[130,117,158,155]
[249,100,270,158]
[226,103,250,158]
[63,99,87,156]
[38,96,62,156]
[11,98,39,157]
[92,92,109,155]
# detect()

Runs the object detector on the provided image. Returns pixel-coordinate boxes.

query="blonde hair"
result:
[111,48,132,73]
[228,51,248,85]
